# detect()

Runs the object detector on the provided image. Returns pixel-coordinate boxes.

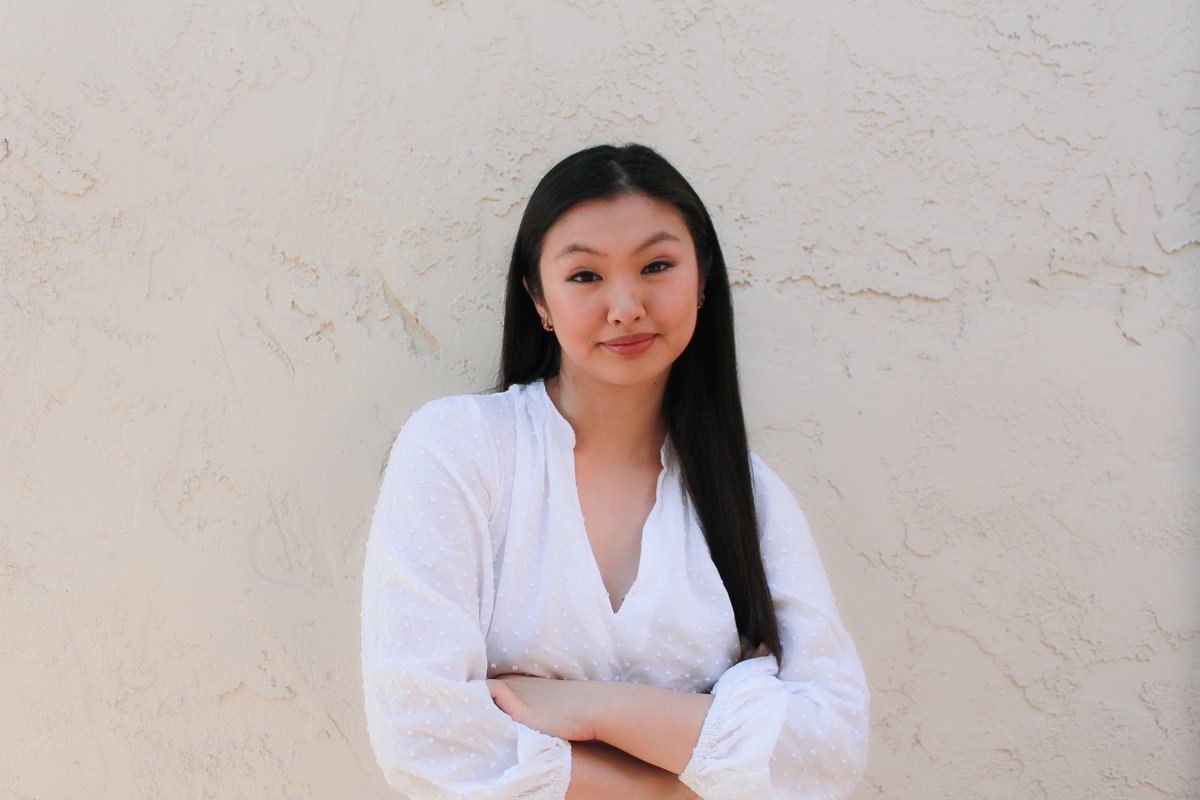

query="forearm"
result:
[489,674,714,777]
[590,681,713,774]
[567,742,697,800]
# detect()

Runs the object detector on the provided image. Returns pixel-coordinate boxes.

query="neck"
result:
[546,372,668,462]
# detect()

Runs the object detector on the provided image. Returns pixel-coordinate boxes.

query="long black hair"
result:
[498,143,781,661]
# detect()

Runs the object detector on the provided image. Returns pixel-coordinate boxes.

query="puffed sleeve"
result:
[679,455,869,800]
[361,398,572,799]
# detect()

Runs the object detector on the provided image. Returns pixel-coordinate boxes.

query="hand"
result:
[487,674,604,741]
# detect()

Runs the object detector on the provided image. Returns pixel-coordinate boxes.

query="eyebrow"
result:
[553,230,682,260]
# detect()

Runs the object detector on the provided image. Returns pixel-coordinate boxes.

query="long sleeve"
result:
[361,398,572,799]
[679,456,870,800]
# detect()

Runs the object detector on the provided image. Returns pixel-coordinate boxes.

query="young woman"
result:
[361,144,869,799]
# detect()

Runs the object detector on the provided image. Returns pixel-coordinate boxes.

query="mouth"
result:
[601,333,656,355]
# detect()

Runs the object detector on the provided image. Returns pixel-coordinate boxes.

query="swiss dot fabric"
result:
[361,381,869,799]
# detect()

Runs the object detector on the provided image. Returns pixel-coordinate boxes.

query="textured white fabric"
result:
[361,381,869,799]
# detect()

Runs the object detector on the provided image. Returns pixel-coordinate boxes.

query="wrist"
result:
[585,680,626,743]
[586,680,713,774]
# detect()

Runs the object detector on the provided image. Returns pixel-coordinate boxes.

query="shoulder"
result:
[379,387,538,518]
[394,383,537,449]
[748,453,794,506]
[385,383,550,484]
[748,453,813,537]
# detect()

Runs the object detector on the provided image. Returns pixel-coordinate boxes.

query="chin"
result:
[595,364,675,389]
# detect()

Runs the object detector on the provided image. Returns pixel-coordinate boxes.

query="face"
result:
[531,192,703,393]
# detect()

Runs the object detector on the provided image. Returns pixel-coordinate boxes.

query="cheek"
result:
[663,298,696,328]
[660,282,701,326]
[543,290,598,332]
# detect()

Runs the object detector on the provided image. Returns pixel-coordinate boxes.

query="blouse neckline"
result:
[530,378,674,470]
[529,378,674,616]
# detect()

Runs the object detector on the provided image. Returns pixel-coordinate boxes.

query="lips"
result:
[601,333,656,355]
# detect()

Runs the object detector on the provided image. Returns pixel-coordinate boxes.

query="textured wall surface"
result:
[1,1,1197,798]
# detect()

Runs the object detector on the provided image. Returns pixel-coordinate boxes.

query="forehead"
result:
[542,193,692,255]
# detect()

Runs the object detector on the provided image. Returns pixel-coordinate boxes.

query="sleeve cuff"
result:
[679,656,789,800]
[503,722,572,800]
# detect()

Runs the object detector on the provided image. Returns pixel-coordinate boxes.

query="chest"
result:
[573,454,661,612]
[483,451,741,691]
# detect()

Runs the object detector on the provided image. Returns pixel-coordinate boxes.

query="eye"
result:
[642,260,674,274]
[567,270,601,283]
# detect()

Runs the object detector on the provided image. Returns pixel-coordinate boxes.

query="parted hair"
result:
[497,143,782,660]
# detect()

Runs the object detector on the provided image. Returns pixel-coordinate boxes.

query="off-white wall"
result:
[2,1,1196,798]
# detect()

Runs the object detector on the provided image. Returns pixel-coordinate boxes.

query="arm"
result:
[489,674,713,773]
[568,743,697,800]
[676,457,870,799]
[491,457,869,800]
[361,400,571,799]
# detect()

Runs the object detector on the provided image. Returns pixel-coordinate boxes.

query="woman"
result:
[362,144,868,799]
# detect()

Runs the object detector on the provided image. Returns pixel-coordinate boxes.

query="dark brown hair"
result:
[497,143,781,660]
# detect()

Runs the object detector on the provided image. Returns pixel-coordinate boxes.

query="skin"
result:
[490,193,714,797]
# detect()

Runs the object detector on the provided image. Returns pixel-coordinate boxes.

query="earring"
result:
[541,316,554,332]
[697,294,705,310]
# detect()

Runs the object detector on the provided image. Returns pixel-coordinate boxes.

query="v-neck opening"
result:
[535,380,670,617]
[571,454,666,616]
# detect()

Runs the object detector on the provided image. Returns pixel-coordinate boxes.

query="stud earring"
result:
[697,294,705,310]
[541,316,554,332]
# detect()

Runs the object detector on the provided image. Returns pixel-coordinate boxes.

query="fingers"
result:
[488,678,519,718]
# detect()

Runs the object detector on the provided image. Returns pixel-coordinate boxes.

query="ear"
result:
[523,277,548,317]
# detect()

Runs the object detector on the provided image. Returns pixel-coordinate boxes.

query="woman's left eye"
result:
[643,260,673,274]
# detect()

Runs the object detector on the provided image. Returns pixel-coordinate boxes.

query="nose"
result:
[606,279,645,326]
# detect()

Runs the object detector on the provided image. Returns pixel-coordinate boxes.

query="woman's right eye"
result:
[567,271,600,283]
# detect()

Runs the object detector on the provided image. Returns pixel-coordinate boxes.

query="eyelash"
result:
[566,261,674,283]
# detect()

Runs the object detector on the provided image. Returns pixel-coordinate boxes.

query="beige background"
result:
[2,1,1197,798]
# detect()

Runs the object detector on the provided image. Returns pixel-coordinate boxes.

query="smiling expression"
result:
[531,192,703,392]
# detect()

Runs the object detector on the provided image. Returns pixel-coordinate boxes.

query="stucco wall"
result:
[2,1,1196,798]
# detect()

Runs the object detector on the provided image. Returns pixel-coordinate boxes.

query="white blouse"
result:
[361,381,869,800]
